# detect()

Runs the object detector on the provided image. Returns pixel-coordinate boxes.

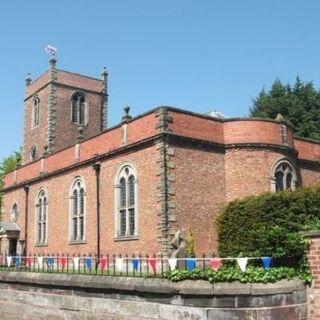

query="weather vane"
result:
[45,45,57,57]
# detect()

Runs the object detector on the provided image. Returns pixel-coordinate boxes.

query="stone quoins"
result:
[155,108,173,134]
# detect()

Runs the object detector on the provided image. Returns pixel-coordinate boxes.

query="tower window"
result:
[32,97,40,128]
[30,145,37,161]
[71,93,88,125]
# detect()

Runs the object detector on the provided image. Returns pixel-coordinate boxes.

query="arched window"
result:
[30,145,37,161]
[270,159,297,192]
[10,203,18,222]
[71,93,87,125]
[116,165,137,238]
[36,189,48,245]
[32,97,40,128]
[70,178,85,242]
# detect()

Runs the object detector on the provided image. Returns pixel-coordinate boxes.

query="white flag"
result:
[37,256,43,266]
[73,257,80,270]
[7,256,12,267]
[237,258,248,272]
[168,258,177,271]
[116,258,124,272]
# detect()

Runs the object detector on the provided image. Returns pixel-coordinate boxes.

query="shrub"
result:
[216,185,320,259]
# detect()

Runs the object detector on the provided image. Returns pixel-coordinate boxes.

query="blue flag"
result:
[85,257,92,269]
[261,257,272,270]
[48,257,54,267]
[132,258,139,271]
[186,258,196,271]
[15,256,21,267]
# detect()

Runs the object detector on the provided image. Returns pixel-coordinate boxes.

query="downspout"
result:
[93,162,101,264]
[23,185,29,255]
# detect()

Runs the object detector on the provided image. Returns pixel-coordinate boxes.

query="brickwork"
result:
[22,60,106,165]
[304,232,320,320]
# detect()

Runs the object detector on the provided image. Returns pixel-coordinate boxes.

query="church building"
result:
[1,57,320,257]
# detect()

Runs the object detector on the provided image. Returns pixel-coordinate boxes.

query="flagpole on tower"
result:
[45,45,57,68]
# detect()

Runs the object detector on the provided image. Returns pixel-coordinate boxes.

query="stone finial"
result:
[101,66,108,81]
[49,57,57,69]
[275,113,285,122]
[122,106,132,122]
[25,73,32,86]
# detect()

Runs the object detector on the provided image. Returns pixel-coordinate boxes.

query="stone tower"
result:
[22,57,108,164]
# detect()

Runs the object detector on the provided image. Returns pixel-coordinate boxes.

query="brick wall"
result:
[304,232,320,320]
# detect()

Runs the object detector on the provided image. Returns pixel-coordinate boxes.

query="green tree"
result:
[0,151,22,217]
[250,77,320,140]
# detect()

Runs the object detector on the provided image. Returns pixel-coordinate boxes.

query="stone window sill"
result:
[114,236,139,242]
[34,243,48,247]
[69,240,87,245]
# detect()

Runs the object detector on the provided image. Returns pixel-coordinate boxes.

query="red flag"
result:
[60,257,67,268]
[148,258,157,273]
[101,258,107,271]
[210,258,222,271]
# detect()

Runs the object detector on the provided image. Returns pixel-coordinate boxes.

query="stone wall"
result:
[0,272,307,320]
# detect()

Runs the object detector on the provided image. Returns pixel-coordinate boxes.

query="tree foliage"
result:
[216,186,320,259]
[249,77,320,140]
[0,151,22,217]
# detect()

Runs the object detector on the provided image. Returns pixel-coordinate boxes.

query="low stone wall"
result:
[0,272,307,320]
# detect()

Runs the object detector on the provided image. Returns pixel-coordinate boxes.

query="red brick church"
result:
[1,57,320,257]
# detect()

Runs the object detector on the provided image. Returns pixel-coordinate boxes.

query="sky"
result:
[1,0,320,160]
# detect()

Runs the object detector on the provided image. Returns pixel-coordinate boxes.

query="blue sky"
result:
[1,0,320,160]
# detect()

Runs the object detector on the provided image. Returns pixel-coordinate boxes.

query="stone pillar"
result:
[303,231,320,320]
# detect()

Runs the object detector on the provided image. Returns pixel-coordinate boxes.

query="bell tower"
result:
[22,58,108,164]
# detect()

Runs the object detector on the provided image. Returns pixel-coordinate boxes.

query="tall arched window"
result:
[70,178,85,242]
[10,203,18,222]
[32,97,40,128]
[270,159,297,192]
[116,165,137,238]
[36,189,48,245]
[71,93,87,125]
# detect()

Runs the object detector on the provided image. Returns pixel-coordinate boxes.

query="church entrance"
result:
[8,239,17,256]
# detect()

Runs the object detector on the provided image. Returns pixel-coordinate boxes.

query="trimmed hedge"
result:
[217,185,320,259]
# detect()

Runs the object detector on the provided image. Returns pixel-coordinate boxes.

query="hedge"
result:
[216,185,320,259]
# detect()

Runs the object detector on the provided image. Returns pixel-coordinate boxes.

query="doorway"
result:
[8,239,17,256]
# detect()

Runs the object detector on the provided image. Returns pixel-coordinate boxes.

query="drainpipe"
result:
[93,162,101,264]
[23,185,29,256]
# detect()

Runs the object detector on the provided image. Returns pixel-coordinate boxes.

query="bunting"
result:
[37,256,43,266]
[132,258,139,271]
[116,258,124,272]
[73,257,80,270]
[7,256,12,267]
[85,257,92,269]
[186,258,196,271]
[26,257,32,267]
[100,257,107,271]
[47,257,54,268]
[15,256,21,267]
[210,258,222,271]
[60,257,67,268]
[261,257,272,270]
[168,258,177,271]
[148,258,157,273]
[237,258,248,272]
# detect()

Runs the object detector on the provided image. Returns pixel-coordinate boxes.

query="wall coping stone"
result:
[301,230,320,238]
[0,272,304,297]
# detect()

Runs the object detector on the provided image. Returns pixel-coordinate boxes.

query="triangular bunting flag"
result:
[15,256,21,267]
[261,257,272,270]
[37,256,43,266]
[148,258,157,273]
[73,257,80,270]
[26,257,32,267]
[7,256,12,267]
[116,258,124,272]
[132,258,139,271]
[85,257,92,269]
[100,258,107,271]
[237,257,248,272]
[210,258,222,271]
[186,258,196,271]
[168,258,177,271]
[47,257,54,268]
[60,257,67,268]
